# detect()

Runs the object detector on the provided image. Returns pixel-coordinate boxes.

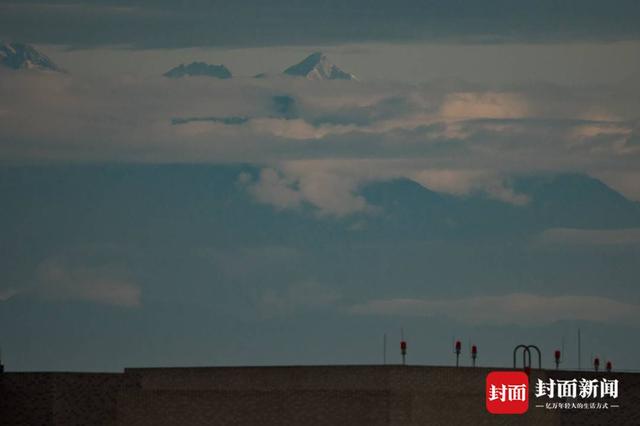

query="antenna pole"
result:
[400,328,406,365]
[578,328,581,371]
[383,333,387,365]
[454,340,461,367]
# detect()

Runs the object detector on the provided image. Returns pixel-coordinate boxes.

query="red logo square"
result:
[486,371,529,414]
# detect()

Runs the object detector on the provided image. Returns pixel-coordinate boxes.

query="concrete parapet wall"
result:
[1,366,638,425]
[1,373,121,426]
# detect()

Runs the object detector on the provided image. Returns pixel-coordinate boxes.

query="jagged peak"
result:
[283,52,357,81]
[0,42,65,73]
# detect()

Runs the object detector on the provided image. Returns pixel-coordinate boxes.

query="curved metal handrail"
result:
[513,344,542,369]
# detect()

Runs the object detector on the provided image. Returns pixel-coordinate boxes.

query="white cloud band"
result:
[349,293,640,326]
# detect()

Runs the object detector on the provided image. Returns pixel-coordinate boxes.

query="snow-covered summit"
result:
[283,52,357,81]
[0,42,64,72]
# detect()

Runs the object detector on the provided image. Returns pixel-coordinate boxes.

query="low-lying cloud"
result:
[1,66,639,216]
[349,293,640,326]
[257,281,341,318]
[538,228,640,246]
[33,259,141,308]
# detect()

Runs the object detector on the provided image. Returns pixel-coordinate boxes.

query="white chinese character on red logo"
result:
[508,384,527,402]
[489,384,507,402]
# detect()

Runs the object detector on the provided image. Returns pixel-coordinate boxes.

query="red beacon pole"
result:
[554,350,561,370]
[594,357,600,372]
[400,340,407,365]
[454,340,461,367]
[606,361,612,373]
[471,345,477,367]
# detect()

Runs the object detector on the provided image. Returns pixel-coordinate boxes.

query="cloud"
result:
[410,169,529,205]
[283,163,370,216]
[244,162,372,216]
[440,92,530,120]
[592,171,640,200]
[537,228,640,246]
[0,288,19,301]
[201,244,302,286]
[34,259,141,308]
[349,293,640,326]
[245,168,304,210]
[1,65,639,217]
[246,118,361,140]
[244,160,530,215]
[257,281,341,318]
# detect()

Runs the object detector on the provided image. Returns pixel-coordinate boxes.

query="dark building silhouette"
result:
[1,365,638,425]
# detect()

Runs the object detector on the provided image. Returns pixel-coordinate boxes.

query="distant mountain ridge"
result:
[2,167,637,246]
[359,173,640,240]
[164,62,232,79]
[1,46,357,82]
[171,95,297,125]
[171,116,248,125]
[0,42,64,72]
[283,52,357,81]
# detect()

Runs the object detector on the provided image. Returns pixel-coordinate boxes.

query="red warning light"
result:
[400,340,407,365]
[453,340,462,367]
[554,350,561,370]
[471,344,478,367]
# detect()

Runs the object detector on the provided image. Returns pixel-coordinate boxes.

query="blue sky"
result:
[0,1,639,372]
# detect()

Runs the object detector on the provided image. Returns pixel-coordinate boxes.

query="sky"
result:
[1,1,640,372]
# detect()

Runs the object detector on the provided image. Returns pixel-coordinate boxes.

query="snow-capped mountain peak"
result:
[0,42,64,72]
[283,52,357,81]
[164,62,232,79]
